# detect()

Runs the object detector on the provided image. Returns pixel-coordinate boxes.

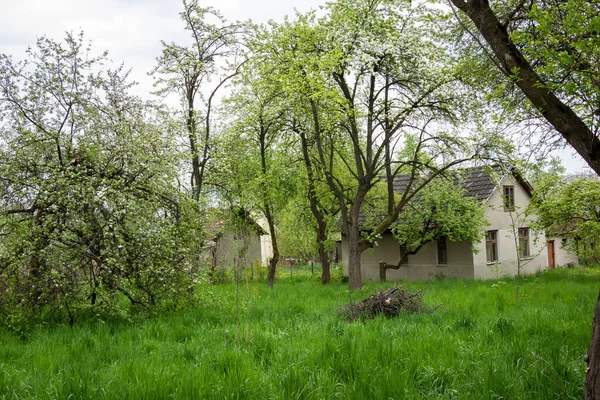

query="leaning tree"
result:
[447,0,600,396]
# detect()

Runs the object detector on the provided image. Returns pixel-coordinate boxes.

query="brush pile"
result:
[340,286,429,321]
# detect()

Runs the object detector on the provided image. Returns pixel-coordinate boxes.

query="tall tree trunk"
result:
[586,290,600,400]
[344,191,368,290]
[317,226,330,284]
[187,97,202,201]
[259,118,280,289]
[265,206,279,289]
[298,121,331,284]
[347,224,363,290]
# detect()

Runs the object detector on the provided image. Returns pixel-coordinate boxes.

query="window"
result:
[437,236,447,264]
[503,186,515,211]
[399,244,409,264]
[486,230,498,262]
[518,228,530,258]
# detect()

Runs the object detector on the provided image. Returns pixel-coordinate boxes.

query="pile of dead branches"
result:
[340,286,430,322]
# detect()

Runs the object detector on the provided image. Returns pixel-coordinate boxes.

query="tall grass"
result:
[0,267,597,399]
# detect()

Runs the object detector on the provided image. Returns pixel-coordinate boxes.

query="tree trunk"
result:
[263,186,279,288]
[299,108,332,284]
[318,238,330,284]
[347,225,363,290]
[187,99,202,201]
[379,261,402,282]
[266,228,279,289]
[586,291,600,400]
[450,0,600,176]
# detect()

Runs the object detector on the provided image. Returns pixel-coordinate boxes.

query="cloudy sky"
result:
[0,0,588,172]
[0,0,327,97]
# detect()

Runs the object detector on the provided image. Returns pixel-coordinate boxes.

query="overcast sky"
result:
[0,0,327,96]
[0,0,588,172]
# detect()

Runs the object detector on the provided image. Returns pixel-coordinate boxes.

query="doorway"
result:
[547,240,556,269]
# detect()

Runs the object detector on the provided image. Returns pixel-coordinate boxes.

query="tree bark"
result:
[298,119,331,284]
[265,206,279,289]
[347,227,363,290]
[317,227,330,284]
[380,261,402,282]
[187,97,202,201]
[586,290,600,400]
[449,0,600,176]
[259,118,280,289]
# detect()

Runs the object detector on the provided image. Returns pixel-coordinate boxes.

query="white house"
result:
[341,166,578,281]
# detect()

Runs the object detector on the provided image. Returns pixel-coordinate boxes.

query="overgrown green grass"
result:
[0,267,597,399]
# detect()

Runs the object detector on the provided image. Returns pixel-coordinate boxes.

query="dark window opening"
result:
[437,236,447,264]
[399,244,408,264]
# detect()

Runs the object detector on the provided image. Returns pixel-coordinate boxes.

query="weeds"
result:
[0,267,596,399]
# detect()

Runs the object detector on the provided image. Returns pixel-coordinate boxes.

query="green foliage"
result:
[532,177,600,263]
[247,0,492,289]
[0,33,203,326]
[450,0,600,158]
[391,176,487,253]
[0,268,595,398]
[508,0,600,133]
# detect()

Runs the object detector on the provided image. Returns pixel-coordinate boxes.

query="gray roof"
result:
[355,165,531,230]
[392,165,500,203]
[460,166,502,202]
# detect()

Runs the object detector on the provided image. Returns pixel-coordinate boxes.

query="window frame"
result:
[503,185,515,211]
[518,228,530,258]
[486,230,499,263]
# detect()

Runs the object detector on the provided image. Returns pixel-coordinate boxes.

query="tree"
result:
[532,177,600,264]
[447,0,600,395]
[0,33,200,326]
[243,14,341,284]
[449,0,600,175]
[151,0,246,200]
[220,69,293,288]
[245,1,495,290]
[311,0,490,290]
[378,176,487,281]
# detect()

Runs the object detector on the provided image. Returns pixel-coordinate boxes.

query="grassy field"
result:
[0,266,598,399]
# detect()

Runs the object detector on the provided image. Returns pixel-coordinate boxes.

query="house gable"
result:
[472,173,547,279]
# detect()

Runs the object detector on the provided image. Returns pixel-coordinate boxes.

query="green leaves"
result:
[532,176,600,262]
[390,176,487,253]
[0,33,202,326]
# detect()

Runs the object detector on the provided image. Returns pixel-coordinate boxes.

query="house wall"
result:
[473,175,548,279]
[255,215,274,266]
[340,174,575,282]
[215,233,262,268]
[548,237,579,267]
[260,235,273,266]
[341,233,475,281]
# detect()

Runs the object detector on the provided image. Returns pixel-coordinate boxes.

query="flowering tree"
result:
[0,33,202,326]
